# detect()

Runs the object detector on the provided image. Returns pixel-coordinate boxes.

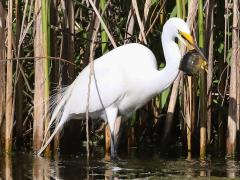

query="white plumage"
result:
[38,17,201,157]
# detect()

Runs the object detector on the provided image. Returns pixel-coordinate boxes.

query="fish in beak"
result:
[178,30,208,74]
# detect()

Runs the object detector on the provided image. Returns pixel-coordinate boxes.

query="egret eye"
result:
[175,37,179,44]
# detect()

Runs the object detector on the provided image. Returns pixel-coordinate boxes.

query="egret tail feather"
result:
[42,90,67,145]
[38,83,75,156]
[37,114,68,156]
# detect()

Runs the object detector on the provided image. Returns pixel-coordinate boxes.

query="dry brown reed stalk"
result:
[183,76,192,160]
[0,2,6,131]
[132,0,147,44]
[33,0,46,152]
[143,0,151,23]
[236,7,240,137]
[138,0,151,42]
[5,0,14,154]
[125,6,135,43]
[205,0,214,145]
[226,0,239,157]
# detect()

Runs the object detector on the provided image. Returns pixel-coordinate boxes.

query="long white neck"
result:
[153,28,181,94]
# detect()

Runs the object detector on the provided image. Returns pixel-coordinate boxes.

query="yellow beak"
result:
[178,31,195,50]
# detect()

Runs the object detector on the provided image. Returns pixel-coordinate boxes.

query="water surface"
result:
[1,146,240,179]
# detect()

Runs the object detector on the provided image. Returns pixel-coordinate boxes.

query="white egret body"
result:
[38,18,201,157]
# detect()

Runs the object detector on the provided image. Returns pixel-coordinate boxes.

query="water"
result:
[1,146,240,179]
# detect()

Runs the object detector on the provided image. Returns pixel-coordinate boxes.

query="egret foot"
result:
[110,134,117,159]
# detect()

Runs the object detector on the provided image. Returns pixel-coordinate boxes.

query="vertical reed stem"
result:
[0,2,6,147]
[42,0,51,156]
[176,0,183,18]
[33,0,45,152]
[100,0,108,54]
[205,0,214,145]
[198,0,207,161]
[226,0,238,157]
[5,0,13,154]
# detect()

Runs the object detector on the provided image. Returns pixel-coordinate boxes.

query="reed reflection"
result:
[104,163,120,180]
[3,155,13,180]
[32,157,51,180]
[226,159,239,178]
[53,155,61,180]
[199,161,211,177]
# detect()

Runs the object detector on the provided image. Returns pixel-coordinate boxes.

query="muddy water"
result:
[1,146,240,179]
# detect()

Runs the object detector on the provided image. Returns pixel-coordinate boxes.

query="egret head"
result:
[163,18,207,73]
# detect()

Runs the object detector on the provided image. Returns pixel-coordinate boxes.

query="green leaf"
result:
[151,0,158,5]
[161,87,170,109]
[217,43,224,54]
[170,5,177,18]
[226,48,232,65]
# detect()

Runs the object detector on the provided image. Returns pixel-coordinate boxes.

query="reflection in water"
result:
[199,161,211,177]
[226,159,239,178]
[33,157,46,180]
[104,163,115,180]
[53,155,61,180]
[32,155,63,180]
[4,156,12,180]
[1,148,240,179]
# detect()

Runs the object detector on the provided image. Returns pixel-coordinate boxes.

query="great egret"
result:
[37,17,206,158]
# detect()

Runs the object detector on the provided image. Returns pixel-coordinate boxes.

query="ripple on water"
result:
[0,147,240,179]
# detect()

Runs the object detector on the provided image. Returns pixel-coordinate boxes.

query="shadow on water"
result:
[1,147,240,179]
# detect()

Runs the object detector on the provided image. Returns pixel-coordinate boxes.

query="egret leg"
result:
[105,124,111,153]
[104,106,118,159]
[110,133,116,158]
[110,116,122,159]
[113,116,122,152]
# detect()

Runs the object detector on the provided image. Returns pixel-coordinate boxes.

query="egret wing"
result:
[65,60,125,116]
